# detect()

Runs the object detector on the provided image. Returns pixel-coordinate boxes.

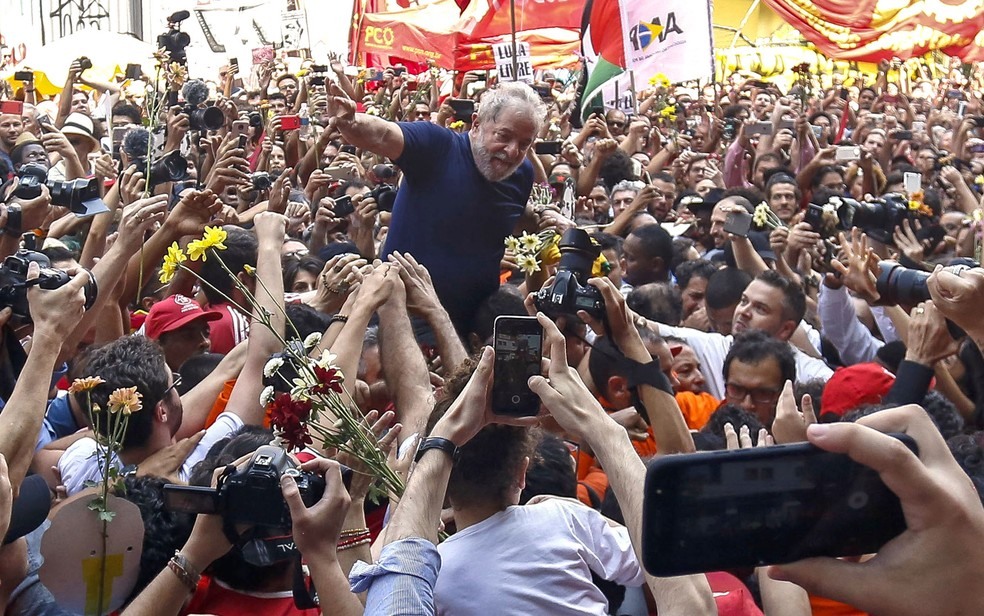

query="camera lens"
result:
[875,262,931,306]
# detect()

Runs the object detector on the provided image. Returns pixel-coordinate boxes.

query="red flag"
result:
[588,0,626,68]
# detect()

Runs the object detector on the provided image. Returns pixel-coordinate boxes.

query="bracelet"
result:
[167,551,201,592]
[337,532,371,548]
[337,537,371,551]
[340,527,369,539]
[328,314,349,326]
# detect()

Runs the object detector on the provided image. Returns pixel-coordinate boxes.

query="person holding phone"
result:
[324,80,546,331]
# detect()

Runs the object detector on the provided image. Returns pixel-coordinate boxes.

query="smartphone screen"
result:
[534,141,563,156]
[641,436,916,576]
[492,316,543,416]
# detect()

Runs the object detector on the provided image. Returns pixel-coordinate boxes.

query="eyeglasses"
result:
[725,382,781,405]
[164,372,183,397]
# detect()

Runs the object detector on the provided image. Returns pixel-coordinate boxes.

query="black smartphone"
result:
[124,64,142,80]
[641,435,916,577]
[534,141,563,156]
[333,195,355,217]
[723,210,753,237]
[14,71,33,82]
[890,129,913,140]
[340,144,357,155]
[310,64,328,74]
[448,98,475,123]
[492,316,543,416]
[839,87,849,100]
[310,76,326,87]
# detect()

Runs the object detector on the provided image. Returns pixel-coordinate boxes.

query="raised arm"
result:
[326,82,404,160]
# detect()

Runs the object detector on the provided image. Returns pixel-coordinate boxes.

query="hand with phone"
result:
[767,406,984,616]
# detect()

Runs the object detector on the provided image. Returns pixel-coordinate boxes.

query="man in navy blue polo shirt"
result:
[324,81,545,330]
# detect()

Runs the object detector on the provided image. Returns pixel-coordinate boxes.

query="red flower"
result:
[311,366,344,396]
[269,392,313,450]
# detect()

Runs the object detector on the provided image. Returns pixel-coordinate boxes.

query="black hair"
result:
[282,254,326,291]
[199,226,257,304]
[947,432,984,506]
[598,149,636,191]
[41,245,77,265]
[335,178,368,198]
[627,223,673,280]
[704,267,752,310]
[177,352,224,395]
[722,104,747,119]
[115,476,193,603]
[77,336,169,449]
[590,232,623,256]
[811,164,845,190]
[670,237,696,276]
[285,303,332,342]
[756,269,807,325]
[9,140,42,167]
[112,102,143,125]
[698,403,767,450]
[268,92,287,101]
[627,283,682,326]
[808,111,832,125]
[122,127,151,161]
[651,170,675,184]
[675,259,717,293]
[587,335,624,399]
[520,433,577,504]
[468,285,526,345]
[723,330,796,391]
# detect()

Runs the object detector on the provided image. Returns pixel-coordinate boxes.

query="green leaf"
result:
[98,510,116,523]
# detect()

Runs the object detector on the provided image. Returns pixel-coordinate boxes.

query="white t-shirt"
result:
[57,411,244,496]
[434,498,645,615]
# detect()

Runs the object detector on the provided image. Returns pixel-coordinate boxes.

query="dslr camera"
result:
[805,193,920,246]
[534,228,605,321]
[370,184,397,212]
[183,104,225,132]
[157,10,191,65]
[0,247,97,320]
[131,151,190,188]
[163,446,325,528]
[15,163,108,218]
[250,172,273,191]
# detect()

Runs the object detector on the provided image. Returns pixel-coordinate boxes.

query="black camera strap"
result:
[292,552,319,609]
[3,205,21,236]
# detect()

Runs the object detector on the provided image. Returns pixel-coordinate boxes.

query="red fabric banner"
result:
[761,0,984,62]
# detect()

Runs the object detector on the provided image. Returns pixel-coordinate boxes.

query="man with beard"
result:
[324,81,545,329]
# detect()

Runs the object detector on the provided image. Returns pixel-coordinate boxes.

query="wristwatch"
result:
[414,436,459,463]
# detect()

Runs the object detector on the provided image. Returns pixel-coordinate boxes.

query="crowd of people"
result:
[0,38,978,616]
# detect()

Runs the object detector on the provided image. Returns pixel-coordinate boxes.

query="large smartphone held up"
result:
[641,435,916,577]
[723,210,753,237]
[491,316,543,416]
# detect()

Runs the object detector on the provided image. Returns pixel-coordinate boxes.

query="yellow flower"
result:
[107,386,142,415]
[187,226,228,262]
[649,73,671,89]
[519,231,542,252]
[450,120,465,130]
[244,264,256,276]
[504,236,521,253]
[753,203,771,228]
[541,242,561,266]
[69,376,105,394]
[517,254,540,275]
[159,242,187,284]
[973,208,984,222]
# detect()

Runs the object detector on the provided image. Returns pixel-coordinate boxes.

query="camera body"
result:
[534,228,605,321]
[157,12,191,64]
[131,151,190,188]
[14,163,107,217]
[221,447,325,528]
[370,184,397,212]
[76,56,92,71]
[250,172,273,191]
[183,104,225,132]
[805,193,917,245]
[0,249,97,319]
[163,446,325,528]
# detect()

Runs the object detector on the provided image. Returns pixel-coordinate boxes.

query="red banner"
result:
[761,0,984,62]
[355,0,583,70]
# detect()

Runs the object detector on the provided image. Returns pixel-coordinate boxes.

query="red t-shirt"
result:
[184,576,320,616]
[205,302,250,354]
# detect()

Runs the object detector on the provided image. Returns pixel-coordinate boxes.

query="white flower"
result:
[259,386,275,407]
[828,196,843,208]
[519,231,542,252]
[504,236,520,253]
[303,332,322,351]
[314,349,338,369]
[263,357,284,378]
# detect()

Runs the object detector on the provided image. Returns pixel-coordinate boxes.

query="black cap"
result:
[4,475,51,545]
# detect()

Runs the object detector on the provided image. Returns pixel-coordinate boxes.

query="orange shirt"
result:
[675,391,721,430]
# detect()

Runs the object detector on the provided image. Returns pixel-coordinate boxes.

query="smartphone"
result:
[310,76,326,87]
[237,134,248,150]
[811,125,823,139]
[393,67,406,76]
[723,210,753,237]
[492,316,543,417]
[835,146,861,161]
[310,64,328,74]
[778,119,796,132]
[280,115,301,131]
[534,141,563,156]
[890,129,913,140]
[228,57,240,76]
[448,98,476,123]
[405,81,418,92]
[14,71,33,82]
[232,119,249,138]
[904,172,921,194]
[838,88,849,100]
[123,63,141,80]
[333,194,354,217]
[340,144,357,155]
[365,80,381,92]
[641,435,917,577]
[745,121,773,137]
[0,101,23,116]
[958,101,967,117]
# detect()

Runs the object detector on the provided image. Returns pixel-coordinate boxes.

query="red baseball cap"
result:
[820,362,896,418]
[144,295,221,340]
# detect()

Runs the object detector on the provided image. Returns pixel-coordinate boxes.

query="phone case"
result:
[641,437,915,576]
[491,316,542,417]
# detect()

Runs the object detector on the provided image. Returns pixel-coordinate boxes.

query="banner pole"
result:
[510,0,519,81]
[629,69,638,114]
[730,0,760,50]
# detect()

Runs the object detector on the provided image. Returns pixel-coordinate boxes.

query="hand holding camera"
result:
[928,264,984,342]
[24,259,94,337]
